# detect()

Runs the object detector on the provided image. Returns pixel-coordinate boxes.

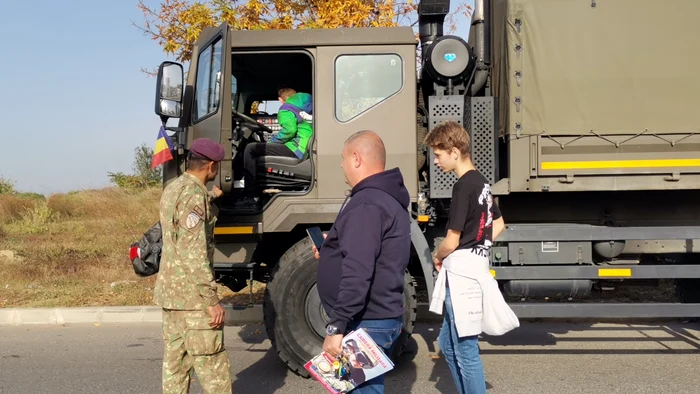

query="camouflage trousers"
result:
[161,308,232,394]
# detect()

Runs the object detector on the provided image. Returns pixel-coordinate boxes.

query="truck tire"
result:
[263,236,418,377]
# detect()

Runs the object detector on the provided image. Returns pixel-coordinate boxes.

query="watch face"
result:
[326,325,338,336]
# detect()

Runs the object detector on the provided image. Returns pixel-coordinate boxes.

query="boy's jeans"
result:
[438,287,487,394]
[345,316,403,394]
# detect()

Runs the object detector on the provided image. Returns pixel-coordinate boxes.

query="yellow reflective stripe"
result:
[214,226,254,235]
[541,159,700,170]
[598,268,632,277]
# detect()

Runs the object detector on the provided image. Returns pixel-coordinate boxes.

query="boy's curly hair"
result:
[423,120,471,157]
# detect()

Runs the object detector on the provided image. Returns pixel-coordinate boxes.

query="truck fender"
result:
[410,217,436,304]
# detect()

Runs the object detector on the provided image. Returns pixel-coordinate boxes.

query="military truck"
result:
[149,0,700,377]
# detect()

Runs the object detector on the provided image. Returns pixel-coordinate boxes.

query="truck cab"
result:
[156,23,419,217]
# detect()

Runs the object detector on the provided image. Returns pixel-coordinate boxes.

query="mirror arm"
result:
[168,126,187,154]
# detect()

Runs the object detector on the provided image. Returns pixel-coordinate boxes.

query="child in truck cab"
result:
[272,85,313,148]
[242,86,313,195]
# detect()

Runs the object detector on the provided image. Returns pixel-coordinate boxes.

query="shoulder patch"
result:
[185,211,202,229]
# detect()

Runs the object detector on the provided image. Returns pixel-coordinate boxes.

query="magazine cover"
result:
[304,328,395,393]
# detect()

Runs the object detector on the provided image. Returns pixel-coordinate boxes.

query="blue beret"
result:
[190,138,225,162]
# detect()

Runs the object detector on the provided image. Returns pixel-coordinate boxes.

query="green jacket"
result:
[270,92,313,159]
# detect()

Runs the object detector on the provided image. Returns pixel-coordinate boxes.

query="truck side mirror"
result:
[154,61,184,119]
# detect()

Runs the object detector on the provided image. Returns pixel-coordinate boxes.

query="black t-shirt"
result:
[446,170,502,255]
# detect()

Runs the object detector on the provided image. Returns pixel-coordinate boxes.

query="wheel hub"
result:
[304,283,330,340]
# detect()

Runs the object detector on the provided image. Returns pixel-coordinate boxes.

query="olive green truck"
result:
[148,0,700,376]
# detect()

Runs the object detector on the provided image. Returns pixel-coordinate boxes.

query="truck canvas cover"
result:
[490,0,700,138]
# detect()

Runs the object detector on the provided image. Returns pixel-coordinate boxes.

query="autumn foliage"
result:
[135,0,472,66]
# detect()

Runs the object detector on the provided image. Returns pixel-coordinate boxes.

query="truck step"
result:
[214,263,255,271]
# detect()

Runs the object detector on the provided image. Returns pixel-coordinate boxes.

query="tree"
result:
[108,143,163,189]
[132,143,163,185]
[133,0,472,73]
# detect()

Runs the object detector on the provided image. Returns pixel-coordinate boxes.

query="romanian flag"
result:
[151,125,174,169]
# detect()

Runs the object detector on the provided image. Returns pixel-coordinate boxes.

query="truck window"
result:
[334,53,403,122]
[194,37,223,121]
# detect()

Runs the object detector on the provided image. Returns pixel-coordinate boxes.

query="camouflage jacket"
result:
[153,172,219,310]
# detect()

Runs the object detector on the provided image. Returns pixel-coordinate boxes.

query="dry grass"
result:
[0,187,264,308]
[0,194,38,224]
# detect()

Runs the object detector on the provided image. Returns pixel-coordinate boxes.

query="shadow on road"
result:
[477,320,700,355]
[409,323,494,393]
[221,319,700,393]
[232,348,290,394]
[385,335,419,394]
[228,323,290,393]
[228,322,431,393]
[404,319,700,393]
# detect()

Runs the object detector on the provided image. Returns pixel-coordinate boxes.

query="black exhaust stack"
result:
[418,0,450,63]
[418,0,450,102]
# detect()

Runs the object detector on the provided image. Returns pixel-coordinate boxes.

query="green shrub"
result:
[0,176,15,195]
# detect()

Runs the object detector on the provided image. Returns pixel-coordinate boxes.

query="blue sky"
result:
[0,0,472,195]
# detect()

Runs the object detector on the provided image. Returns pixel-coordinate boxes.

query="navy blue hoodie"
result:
[316,167,411,333]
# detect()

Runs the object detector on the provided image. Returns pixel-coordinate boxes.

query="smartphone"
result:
[306,226,325,249]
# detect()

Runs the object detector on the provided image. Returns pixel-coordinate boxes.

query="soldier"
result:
[153,138,232,394]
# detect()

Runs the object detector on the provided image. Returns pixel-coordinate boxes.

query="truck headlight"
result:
[423,35,474,87]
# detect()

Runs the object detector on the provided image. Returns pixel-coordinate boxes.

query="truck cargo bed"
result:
[489,0,700,193]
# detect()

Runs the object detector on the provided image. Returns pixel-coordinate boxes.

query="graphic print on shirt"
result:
[474,183,494,255]
[478,183,494,227]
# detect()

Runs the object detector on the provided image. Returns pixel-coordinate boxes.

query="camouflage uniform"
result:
[154,171,232,394]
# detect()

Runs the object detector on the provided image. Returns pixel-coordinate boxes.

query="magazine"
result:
[304,328,395,393]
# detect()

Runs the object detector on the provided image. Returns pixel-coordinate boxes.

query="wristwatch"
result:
[325,324,341,336]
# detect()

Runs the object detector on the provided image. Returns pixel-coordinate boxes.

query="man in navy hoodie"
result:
[314,130,411,394]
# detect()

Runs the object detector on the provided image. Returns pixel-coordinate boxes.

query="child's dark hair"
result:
[277,85,296,100]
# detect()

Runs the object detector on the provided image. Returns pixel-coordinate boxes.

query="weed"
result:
[0,185,263,308]
[0,176,15,194]
[17,201,59,234]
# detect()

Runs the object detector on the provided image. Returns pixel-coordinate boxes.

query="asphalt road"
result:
[1,320,700,393]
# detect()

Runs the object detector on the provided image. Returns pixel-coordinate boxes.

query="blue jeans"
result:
[345,316,403,394]
[438,287,487,394]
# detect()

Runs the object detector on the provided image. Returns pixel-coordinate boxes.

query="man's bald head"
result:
[341,130,387,187]
[344,130,386,168]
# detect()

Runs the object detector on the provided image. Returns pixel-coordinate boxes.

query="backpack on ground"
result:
[129,222,162,277]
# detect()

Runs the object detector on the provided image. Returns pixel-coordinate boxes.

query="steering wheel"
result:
[233,111,275,134]
[231,111,276,154]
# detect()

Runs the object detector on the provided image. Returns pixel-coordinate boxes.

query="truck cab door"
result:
[315,44,418,199]
[187,23,233,193]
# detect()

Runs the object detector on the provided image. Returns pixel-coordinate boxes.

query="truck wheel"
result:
[263,236,418,377]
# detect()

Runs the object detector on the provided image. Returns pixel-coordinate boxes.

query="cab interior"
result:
[224,51,314,212]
